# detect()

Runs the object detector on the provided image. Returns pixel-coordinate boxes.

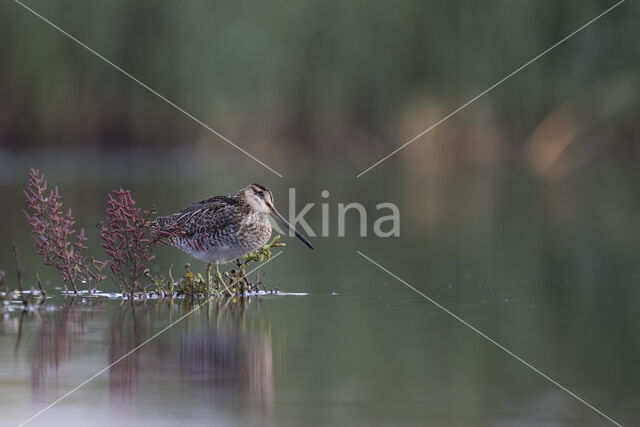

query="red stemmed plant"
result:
[98,189,165,295]
[23,169,189,296]
[24,168,105,293]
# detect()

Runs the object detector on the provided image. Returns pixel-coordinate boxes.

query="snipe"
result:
[154,184,313,284]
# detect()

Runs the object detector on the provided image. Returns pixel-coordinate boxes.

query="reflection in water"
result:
[107,298,274,410]
[15,297,273,414]
[28,299,105,396]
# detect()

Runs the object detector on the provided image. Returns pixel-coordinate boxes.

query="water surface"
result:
[0,152,639,426]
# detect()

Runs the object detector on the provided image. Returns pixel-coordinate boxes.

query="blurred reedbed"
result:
[0,0,637,175]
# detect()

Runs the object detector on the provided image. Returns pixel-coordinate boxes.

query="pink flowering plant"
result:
[24,169,105,293]
[98,189,165,295]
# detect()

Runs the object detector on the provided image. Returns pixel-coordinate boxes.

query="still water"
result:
[0,150,639,426]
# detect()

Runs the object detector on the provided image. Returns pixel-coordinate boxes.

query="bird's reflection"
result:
[19,297,274,412]
[108,298,274,410]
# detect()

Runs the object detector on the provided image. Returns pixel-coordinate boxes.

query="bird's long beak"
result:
[267,203,314,249]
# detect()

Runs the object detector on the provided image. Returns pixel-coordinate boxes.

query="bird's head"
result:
[242,183,314,249]
[243,183,274,213]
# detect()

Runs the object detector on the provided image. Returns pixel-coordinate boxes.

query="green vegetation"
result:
[0,246,47,307]
[145,236,285,299]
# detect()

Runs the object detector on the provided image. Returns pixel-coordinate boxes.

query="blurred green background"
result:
[1,1,640,425]
[1,0,638,175]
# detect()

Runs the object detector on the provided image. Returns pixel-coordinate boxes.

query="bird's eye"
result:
[257,191,264,197]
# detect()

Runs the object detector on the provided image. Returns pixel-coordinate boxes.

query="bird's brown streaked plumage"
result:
[155,184,313,266]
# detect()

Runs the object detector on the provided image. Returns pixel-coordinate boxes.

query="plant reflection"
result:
[28,298,104,396]
[17,297,274,411]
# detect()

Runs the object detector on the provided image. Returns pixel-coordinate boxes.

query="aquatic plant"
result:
[98,189,163,295]
[24,169,105,293]
[0,268,8,304]
[143,236,285,298]
[12,243,27,305]
[0,245,46,307]
[225,235,285,293]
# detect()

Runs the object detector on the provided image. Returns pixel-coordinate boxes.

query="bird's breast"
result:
[240,212,272,249]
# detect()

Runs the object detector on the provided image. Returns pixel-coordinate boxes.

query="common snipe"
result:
[154,184,313,283]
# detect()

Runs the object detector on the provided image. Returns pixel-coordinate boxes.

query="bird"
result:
[154,183,314,284]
